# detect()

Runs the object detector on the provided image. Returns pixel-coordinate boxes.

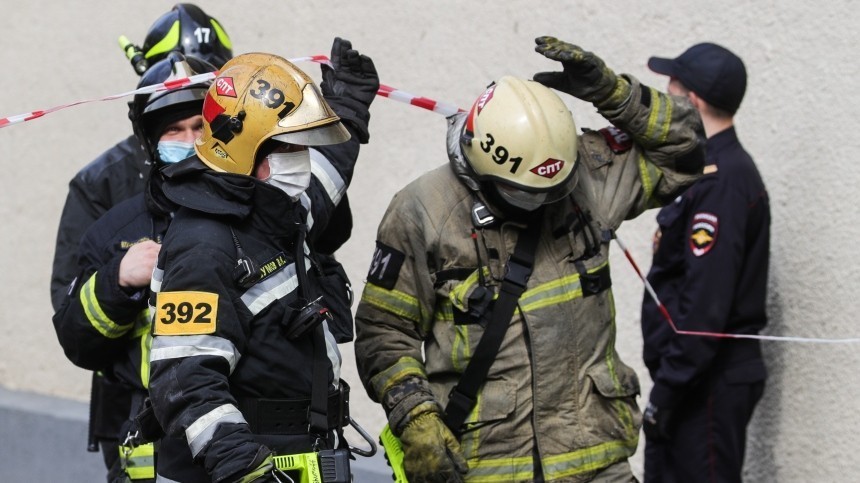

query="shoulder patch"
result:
[154,291,218,335]
[598,126,633,154]
[689,212,719,257]
[367,241,406,290]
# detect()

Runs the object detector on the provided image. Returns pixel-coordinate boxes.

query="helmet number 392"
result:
[249,79,295,117]
[480,133,523,174]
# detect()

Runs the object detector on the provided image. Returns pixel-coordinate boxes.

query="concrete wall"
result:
[1,1,859,481]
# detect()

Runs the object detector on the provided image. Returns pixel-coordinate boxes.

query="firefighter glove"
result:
[232,450,276,483]
[400,411,469,483]
[533,36,631,109]
[321,37,379,109]
[642,401,673,442]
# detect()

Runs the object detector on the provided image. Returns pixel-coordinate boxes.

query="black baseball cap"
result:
[648,43,747,114]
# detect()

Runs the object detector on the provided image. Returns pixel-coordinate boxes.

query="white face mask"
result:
[263,149,312,200]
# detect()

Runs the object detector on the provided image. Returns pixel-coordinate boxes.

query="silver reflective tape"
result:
[150,335,241,373]
[309,148,346,205]
[186,404,246,457]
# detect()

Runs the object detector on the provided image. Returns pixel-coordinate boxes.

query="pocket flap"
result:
[587,362,641,398]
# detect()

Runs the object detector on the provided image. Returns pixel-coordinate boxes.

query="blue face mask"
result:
[156,140,196,164]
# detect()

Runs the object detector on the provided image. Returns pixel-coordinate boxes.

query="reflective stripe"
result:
[186,404,247,457]
[209,19,232,50]
[542,438,638,481]
[81,273,132,339]
[131,310,152,388]
[150,335,241,373]
[369,356,427,400]
[120,442,155,479]
[638,153,664,208]
[643,87,673,144]
[151,267,164,293]
[241,263,299,315]
[144,20,180,59]
[309,148,347,206]
[466,455,534,482]
[361,283,423,324]
[156,475,181,483]
[518,262,608,312]
[299,192,315,232]
[322,320,342,384]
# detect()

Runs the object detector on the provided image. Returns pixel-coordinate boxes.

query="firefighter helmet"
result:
[128,51,216,164]
[142,3,233,69]
[460,76,578,206]
[195,52,350,175]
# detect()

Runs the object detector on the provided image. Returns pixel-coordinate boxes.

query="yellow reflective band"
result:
[136,310,152,388]
[362,283,422,323]
[144,20,180,59]
[452,323,471,373]
[447,268,489,311]
[370,356,426,400]
[542,438,638,480]
[638,154,656,206]
[518,262,610,312]
[644,87,673,144]
[602,293,638,439]
[466,454,534,482]
[119,442,155,479]
[81,273,132,339]
[209,19,232,50]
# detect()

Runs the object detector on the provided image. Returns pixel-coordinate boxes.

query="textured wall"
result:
[1,1,858,481]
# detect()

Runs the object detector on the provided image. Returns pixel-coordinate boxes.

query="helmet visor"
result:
[271,122,350,147]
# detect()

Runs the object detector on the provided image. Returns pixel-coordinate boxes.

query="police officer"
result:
[52,52,217,482]
[147,48,377,482]
[640,43,769,483]
[354,36,705,482]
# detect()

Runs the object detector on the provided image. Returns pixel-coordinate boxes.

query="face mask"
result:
[264,149,312,200]
[157,140,196,164]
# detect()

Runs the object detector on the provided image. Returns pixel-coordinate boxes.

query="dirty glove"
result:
[533,36,631,110]
[400,411,469,483]
[642,401,673,442]
[231,451,275,483]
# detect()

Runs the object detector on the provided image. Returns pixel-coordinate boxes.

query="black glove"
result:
[642,401,673,442]
[321,37,379,108]
[533,36,631,109]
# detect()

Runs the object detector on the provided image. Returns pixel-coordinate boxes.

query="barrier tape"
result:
[0,55,461,129]
[614,234,860,344]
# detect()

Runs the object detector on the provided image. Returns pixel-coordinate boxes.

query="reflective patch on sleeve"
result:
[366,241,406,290]
[153,291,218,335]
[689,212,719,257]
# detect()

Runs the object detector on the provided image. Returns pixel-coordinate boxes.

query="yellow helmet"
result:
[196,52,350,175]
[461,76,578,203]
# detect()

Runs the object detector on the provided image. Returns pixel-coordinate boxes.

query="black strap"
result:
[293,221,331,435]
[443,214,542,435]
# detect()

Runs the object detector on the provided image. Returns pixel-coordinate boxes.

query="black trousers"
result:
[644,374,764,483]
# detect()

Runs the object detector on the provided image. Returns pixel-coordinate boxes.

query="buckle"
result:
[503,257,531,288]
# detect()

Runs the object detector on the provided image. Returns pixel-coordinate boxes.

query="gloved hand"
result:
[320,37,379,109]
[642,401,673,442]
[399,411,469,483]
[533,36,631,109]
[233,451,276,483]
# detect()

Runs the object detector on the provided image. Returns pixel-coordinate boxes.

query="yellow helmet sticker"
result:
[154,291,218,336]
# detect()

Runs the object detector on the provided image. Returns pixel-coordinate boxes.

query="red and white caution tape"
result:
[614,234,860,344]
[0,54,462,129]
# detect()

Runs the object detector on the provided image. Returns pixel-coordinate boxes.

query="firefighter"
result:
[146,48,377,482]
[354,36,705,482]
[52,52,217,482]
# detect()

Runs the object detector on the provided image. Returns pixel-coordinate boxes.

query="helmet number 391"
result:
[480,133,523,174]
[249,79,294,117]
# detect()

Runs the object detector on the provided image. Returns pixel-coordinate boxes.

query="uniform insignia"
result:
[598,126,633,154]
[154,291,219,335]
[689,212,718,256]
[703,164,718,175]
[258,252,288,282]
[367,241,406,290]
[215,77,236,97]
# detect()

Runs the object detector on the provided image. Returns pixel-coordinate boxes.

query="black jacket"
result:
[641,127,769,409]
[149,143,358,481]
[51,135,149,311]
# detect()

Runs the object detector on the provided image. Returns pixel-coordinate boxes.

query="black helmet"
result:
[129,51,216,164]
[142,3,233,69]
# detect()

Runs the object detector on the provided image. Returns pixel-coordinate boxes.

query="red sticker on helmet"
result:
[475,85,496,115]
[202,92,226,123]
[215,77,236,98]
[529,158,565,179]
[689,212,718,256]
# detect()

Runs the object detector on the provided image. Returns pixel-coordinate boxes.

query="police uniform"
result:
[355,76,705,482]
[641,126,769,482]
[148,133,359,481]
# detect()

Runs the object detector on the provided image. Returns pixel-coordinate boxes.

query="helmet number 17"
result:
[194,27,211,43]
[480,133,523,174]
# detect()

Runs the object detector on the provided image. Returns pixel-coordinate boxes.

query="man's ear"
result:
[687,91,706,112]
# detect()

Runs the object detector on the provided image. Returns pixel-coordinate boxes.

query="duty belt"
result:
[237,382,350,435]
